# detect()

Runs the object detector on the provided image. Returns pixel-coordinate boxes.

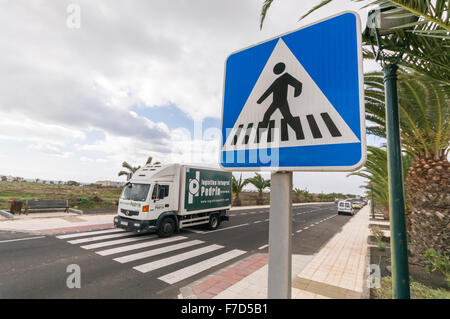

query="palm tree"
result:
[364,70,449,265]
[293,187,313,203]
[145,156,161,166]
[118,156,161,178]
[247,173,271,205]
[260,0,449,34]
[349,146,413,220]
[118,162,141,178]
[260,1,450,84]
[232,174,249,206]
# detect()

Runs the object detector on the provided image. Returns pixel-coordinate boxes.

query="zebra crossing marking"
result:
[114,240,204,264]
[80,235,155,250]
[57,228,249,286]
[157,249,247,284]
[231,112,344,145]
[56,228,124,239]
[96,236,186,256]
[133,244,224,274]
[67,231,138,244]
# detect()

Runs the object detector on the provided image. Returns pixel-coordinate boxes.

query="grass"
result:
[0,181,122,210]
[1,182,336,211]
[374,276,450,299]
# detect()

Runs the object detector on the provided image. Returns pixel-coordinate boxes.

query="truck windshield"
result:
[121,183,150,202]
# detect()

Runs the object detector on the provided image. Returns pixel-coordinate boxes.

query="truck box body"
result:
[114,164,232,235]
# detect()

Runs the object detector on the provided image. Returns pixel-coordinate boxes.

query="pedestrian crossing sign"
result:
[220,12,366,171]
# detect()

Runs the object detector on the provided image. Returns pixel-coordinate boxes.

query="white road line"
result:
[114,240,204,263]
[258,244,269,250]
[67,232,136,244]
[134,244,224,273]
[80,235,156,250]
[158,249,247,284]
[253,220,261,224]
[192,223,250,234]
[310,224,315,227]
[0,236,45,244]
[304,227,309,230]
[296,229,302,233]
[184,228,206,234]
[96,236,186,256]
[56,228,123,239]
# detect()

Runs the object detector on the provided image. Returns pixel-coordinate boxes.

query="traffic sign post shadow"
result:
[220,12,365,298]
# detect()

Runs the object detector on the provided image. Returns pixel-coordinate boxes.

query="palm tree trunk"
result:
[256,191,264,205]
[233,194,242,206]
[405,155,450,266]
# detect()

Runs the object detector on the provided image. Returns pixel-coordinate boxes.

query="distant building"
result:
[94,180,125,187]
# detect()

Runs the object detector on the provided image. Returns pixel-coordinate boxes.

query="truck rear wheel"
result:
[207,214,221,230]
[157,217,175,238]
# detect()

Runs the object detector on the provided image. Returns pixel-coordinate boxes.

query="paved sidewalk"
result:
[0,213,115,234]
[181,205,371,299]
[291,205,370,298]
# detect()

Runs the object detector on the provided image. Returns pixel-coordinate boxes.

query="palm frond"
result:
[260,0,275,30]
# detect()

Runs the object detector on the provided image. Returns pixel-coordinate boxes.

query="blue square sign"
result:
[220,12,366,171]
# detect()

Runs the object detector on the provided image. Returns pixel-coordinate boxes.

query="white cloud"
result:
[0,0,372,193]
[27,143,73,158]
[0,112,85,144]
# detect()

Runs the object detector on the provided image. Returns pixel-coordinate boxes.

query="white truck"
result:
[114,164,232,237]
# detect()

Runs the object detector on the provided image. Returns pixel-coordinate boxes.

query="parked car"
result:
[337,200,354,215]
[351,200,363,209]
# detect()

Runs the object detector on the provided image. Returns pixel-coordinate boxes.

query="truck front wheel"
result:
[157,217,175,238]
[207,214,221,230]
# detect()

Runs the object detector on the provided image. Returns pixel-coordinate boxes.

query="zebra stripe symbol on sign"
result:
[223,38,359,152]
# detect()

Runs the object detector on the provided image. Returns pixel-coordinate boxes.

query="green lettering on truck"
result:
[185,168,232,212]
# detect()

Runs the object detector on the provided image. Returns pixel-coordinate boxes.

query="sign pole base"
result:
[268,171,292,299]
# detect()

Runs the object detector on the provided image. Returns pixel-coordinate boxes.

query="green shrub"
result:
[424,248,450,288]
[371,226,385,250]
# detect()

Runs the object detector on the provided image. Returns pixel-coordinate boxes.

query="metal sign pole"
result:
[268,171,292,298]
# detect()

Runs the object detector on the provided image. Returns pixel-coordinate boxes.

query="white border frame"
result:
[218,11,366,172]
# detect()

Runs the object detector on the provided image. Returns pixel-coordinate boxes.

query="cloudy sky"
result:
[0,0,383,194]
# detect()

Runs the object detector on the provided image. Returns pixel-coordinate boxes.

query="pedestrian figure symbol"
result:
[257,62,303,140]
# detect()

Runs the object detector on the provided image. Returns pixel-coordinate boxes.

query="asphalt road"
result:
[0,203,354,298]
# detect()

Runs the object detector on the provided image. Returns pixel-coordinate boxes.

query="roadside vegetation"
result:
[374,276,450,299]
[232,173,356,206]
[0,181,122,211]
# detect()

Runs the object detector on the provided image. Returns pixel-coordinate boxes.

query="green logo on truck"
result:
[185,168,232,211]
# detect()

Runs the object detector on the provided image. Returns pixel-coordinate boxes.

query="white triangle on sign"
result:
[223,38,359,152]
